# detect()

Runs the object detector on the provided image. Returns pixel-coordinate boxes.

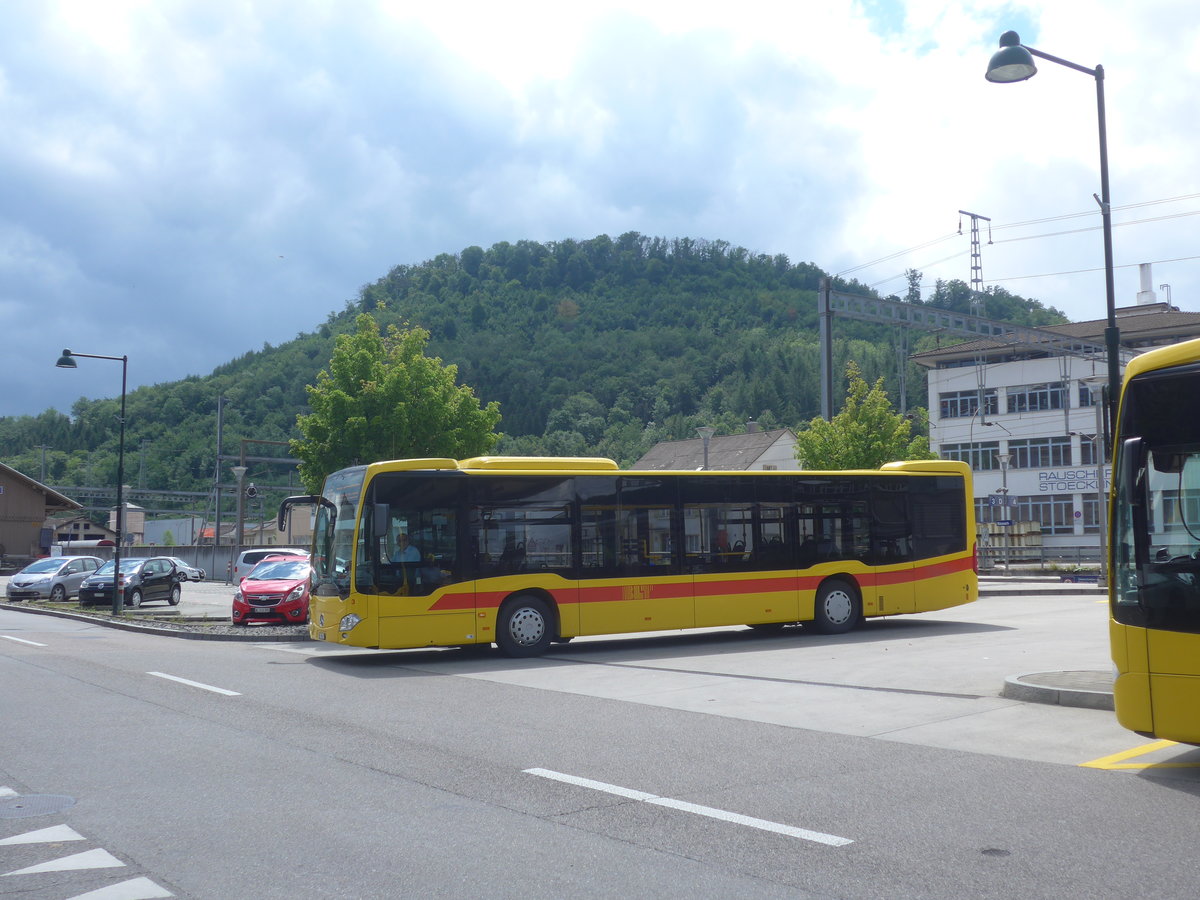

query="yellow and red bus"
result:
[1110,336,1200,742]
[280,456,977,656]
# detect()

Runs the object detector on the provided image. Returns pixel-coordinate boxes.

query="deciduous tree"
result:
[793,362,933,470]
[293,314,501,491]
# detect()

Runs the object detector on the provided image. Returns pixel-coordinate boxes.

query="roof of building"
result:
[0,462,82,512]
[911,303,1200,367]
[630,428,796,470]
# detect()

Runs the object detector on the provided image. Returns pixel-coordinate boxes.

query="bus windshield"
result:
[1112,363,1200,633]
[313,466,366,599]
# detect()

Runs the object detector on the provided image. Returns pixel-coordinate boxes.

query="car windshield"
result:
[23,559,66,574]
[95,559,145,576]
[248,560,308,581]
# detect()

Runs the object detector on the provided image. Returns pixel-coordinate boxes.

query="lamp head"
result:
[986,31,1037,83]
[55,349,77,368]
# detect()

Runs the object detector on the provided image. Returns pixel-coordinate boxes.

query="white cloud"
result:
[1,0,1197,417]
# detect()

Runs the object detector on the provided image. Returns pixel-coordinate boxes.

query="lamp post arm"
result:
[1022,45,1098,78]
[66,351,128,364]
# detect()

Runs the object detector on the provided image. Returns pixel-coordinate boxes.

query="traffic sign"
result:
[995,519,1013,526]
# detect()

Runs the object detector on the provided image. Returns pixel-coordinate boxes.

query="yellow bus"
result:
[1111,336,1200,742]
[280,456,977,656]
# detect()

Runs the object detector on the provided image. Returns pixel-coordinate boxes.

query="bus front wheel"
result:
[811,579,860,635]
[497,595,555,657]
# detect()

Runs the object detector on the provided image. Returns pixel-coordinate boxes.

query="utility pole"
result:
[958,210,992,315]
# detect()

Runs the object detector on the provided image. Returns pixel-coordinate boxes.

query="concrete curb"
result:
[1001,670,1114,710]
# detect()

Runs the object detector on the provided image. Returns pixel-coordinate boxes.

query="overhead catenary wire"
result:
[855,194,1200,292]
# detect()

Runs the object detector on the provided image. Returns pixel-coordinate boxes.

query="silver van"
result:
[233,548,308,582]
[6,556,103,602]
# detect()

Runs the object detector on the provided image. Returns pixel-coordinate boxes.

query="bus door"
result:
[363,474,477,648]
[686,476,798,627]
[870,480,915,616]
[1116,439,1200,741]
[577,476,691,635]
[470,477,579,638]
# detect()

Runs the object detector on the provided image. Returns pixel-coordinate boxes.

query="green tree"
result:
[793,361,934,470]
[292,314,502,491]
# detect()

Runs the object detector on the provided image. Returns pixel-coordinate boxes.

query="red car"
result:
[231,555,311,625]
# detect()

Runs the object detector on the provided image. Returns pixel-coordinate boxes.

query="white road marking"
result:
[4,847,124,876]
[0,825,85,845]
[1,635,47,647]
[0,786,17,798]
[67,876,174,899]
[146,672,240,696]
[524,767,854,847]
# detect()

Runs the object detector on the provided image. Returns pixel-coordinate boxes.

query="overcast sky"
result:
[3,0,1197,418]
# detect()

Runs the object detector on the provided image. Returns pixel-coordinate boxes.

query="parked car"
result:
[5,556,103,602]
[78,556,184,608]
[232,556,312,625]
[232,547,308,582]
[166,557,206,581]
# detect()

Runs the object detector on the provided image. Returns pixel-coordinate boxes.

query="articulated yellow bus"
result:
[1111,336,1200,742]
[280,456,977,656]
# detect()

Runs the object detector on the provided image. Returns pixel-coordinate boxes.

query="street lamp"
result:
[56,348,128,616]
[996,452,1012,573]
[696,427,716,470]
[986,31,1120,445]
[232,465,248,580]
[1079,375,1111,586]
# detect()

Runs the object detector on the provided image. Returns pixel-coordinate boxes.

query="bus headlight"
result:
[339,613,362,631]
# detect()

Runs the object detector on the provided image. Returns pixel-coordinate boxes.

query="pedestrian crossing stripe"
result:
[4,847,124,876]
[0,824,85,845]
[67,876,174,899]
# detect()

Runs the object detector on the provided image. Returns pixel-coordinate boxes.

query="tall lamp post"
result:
[996,452,1012,573]
[696,427,716,470]
[56,349,128,616]
[986,31,1121,444]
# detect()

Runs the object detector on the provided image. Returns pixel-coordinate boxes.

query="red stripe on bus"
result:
[427,554,974,611]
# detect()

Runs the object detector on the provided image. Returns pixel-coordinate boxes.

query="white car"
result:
[167,557,206,582]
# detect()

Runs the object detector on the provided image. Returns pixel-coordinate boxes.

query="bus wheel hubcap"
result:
[824,591,852,624]
[510,608,545,645]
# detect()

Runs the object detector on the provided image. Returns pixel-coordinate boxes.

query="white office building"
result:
[913,297,1200,561]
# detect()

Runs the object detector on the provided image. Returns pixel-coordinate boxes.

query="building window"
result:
[1079,383,1098,408]
[941,441,1000,471]
[1013,494,1075,535]
[1008,437,1072,469]
[1007,382,1067,414]
[939,389,998,420]
[1079,438,1099,467]
[1082,496,1101,535]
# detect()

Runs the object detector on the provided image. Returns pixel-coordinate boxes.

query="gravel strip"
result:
[1,600,311,641]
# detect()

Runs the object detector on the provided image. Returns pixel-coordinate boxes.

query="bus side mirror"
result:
[373,503,390,538]
[279,495,322,531]
[1119,437,1145,508]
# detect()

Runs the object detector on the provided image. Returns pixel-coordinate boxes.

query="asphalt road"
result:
[2,589,1198,899]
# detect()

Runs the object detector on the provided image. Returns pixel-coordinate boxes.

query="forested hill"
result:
[1,233,1065,494]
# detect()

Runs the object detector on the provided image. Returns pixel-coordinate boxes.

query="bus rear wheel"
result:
[497,595,555,657]
[811,579,860,634]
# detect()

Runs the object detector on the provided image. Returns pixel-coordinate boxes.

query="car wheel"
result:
[49,584,67,603]
[496,594,555,658]
[127,589,143,608]
[810,578,860,635]
[169,583,181,606]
